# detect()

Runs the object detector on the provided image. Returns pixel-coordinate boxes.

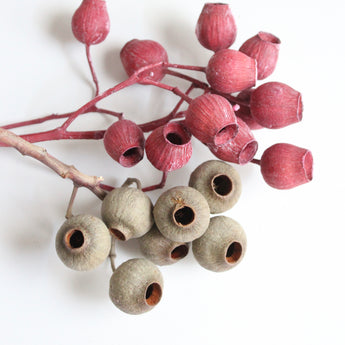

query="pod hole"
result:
[258,31,281,44]
[66,229,84,249]
[212,174,232,196]
[226,242,242,263]
[171,244,189,260]
[303,150,313,182]
[110,228,126,241]
[166,132,183,145]
[145,283,162,306]
[214,124,238,145]
[120,147,143,167]
[173,206,195,226]
[239,140,258,164]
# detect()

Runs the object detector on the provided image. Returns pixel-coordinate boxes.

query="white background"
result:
[0,0,344,344]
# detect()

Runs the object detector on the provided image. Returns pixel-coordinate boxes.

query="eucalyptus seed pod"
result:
[55,214,111,271]
[192,216,247,272]
[188,160,241,214]
[138,224,189,266]
[153,186,210,242]
[109,258,163,315]
[101,178,154,241]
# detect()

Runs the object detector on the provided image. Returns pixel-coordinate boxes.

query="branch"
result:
[0,127,107,200]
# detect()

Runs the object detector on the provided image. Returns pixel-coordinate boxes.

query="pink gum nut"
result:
[208,117,258,165]
[120,39,168,82]
[250,82,303,129]
[239,32,281,80]
[185,94,238,145]
[72,0,110,45]
[260,143,313,189]
[195,3,237,52]
[235,88,263,130]
[103,120,145,167]
[145,122,192,172]
[206,49,257,93]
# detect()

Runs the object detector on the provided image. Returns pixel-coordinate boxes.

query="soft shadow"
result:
[103,46,128,82]
[46,11,75,44]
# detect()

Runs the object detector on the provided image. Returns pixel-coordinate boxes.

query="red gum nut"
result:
[195,3,237,52]
[260,143,313,189]
[208,117,258,165]
[103,120,145,168]
[145,122,192,172]
[250,82,303,129]
[185,94,238,145]
[239,32,281,80]
[72,0,110,45]
[206,49,257,93]
[120,39,168,82]
[235,88,263,130]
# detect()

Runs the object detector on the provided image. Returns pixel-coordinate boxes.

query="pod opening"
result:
[166,133,183,145]
[110,228,126,241]
[214,124,238,146]
[239,140,258,165]
[303,150,313,182]
[65,229,85,249]
[145,283,162,306]
[173,206,195,227]
[171,244,189,260]
[119,147,143,167]
[258,31,281,45]
[212,174,232,196]
[226,242,242,263]
[163,122,191,146]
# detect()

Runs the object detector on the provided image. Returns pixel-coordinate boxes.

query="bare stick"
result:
[65,185,79,219]
[0,127,106,200]
[109,237,116,272]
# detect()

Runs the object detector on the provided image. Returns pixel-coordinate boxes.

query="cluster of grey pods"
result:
[55,160,247,315]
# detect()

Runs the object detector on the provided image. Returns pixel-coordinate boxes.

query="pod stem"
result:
[85,44,100,97]
[109,237,116,272]
[65,185,79,219]
[142,171,168,192]
[122,177,142,190]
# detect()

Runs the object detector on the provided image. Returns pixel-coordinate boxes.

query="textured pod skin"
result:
[109,258,163,315]
[145,122,192,172]
[101,186,154,240]
[239,32,280,80]
[185,94,238,145]
[188,160,241,214]
[250,82,303,129]
[103,120,145,167]
[154,186,210,242]
[120,39,168,82]
[72,0,110,45]
[192,216,247,272]
[206,49,257,93]
[260,143,313,189]
[196,3,237,52]
[55,214,111,271]
[234,89,263,130]
[208,117,258,165]
[138,224,189,266]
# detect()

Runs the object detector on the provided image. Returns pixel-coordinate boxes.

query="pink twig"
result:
[165,63,206,73]
[142,171,168,192]
[86,44,100,96]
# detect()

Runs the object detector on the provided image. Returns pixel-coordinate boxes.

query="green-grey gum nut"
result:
[109,258,164,315]
[138,224,189,266]
[101,186,154,241]
[192,216,247,272]
[188,160,242,214]
[55,214,111,271]
[153,186,210,242]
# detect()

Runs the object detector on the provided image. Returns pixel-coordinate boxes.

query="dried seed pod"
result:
[101,178,154,240]
[153,186,210,242]
[120,39,168,82]
[138,224,189,266]
[206,49,257,93]
[55,214,111,271]
[195,3,237,52]
[259,143,313,189]
[103,119,145,167]
[234,88,263,130]
[188,160,241,214]
[185,94,238,145]
[71,0,110,45]
[109,258,163,315]
[192,216,247,272]
[145,122,192,172]
[239,32,281,80]
[250,82,303,129]
[208,117,258,165]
